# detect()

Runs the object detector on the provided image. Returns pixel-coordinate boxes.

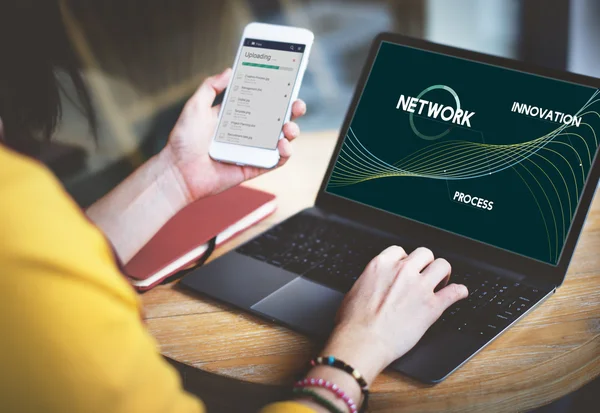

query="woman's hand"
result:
[321,246,468,384]
[87,69,305,263]
[163,68,307,202]
[294,246,468,413]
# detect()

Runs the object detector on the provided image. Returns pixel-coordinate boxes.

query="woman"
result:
[0,3,468,412]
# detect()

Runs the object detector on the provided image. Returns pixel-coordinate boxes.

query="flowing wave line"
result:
[329,93,599,186]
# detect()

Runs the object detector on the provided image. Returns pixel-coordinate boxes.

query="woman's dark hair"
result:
[0,1,96,153]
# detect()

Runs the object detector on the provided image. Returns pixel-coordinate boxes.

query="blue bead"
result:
[328,356,334,365]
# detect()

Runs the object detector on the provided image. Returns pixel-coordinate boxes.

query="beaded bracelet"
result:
[295,377,358,413]
[310,356,369,412]
[292,387,345,413]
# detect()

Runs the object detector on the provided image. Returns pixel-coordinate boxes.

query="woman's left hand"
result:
[163,68,307,203]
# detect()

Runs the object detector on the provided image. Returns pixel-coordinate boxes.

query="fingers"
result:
[282,122,300,142]
[277,138,293,160]
[420,258,451,290]
[436,283,469,311]
[275,122,300,168]
[291,99,307,120]
[359,245,407,285]
[404,247,435,272]
[378,245,408,261]
[193,68,232,110]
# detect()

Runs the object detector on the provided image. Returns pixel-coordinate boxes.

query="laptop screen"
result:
[325,41,600,265]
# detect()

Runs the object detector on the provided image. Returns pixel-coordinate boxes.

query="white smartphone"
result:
[209,23,314,168]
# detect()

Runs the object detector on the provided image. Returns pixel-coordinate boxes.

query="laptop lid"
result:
[315,33,600,287]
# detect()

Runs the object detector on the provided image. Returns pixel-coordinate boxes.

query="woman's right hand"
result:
[292,246,469,413]
[321,245,469,385]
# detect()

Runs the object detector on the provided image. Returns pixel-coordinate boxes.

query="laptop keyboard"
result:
[237,213,549,340]
[237,214,393,292]
[429,270,547,339]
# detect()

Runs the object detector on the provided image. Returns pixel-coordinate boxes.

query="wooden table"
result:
[142,131,600,412]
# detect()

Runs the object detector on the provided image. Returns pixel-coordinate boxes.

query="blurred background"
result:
[50,0,600,207]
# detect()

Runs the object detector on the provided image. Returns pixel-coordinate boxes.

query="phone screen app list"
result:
[215,43,304,149]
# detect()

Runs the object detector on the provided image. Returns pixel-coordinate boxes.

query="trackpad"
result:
[251,278,345,338]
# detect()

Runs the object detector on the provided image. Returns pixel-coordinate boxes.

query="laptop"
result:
[181,33,600,383]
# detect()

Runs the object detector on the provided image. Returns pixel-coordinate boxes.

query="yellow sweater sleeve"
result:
[260,402,318,413]
[0,147,203,413]
[0,146,314,413]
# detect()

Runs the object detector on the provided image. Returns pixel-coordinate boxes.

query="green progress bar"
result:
[242,62,280,69]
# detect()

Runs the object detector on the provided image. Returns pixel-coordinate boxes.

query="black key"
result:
[456,320,476,333]
[237,240,264,256]
[476,296,507,320]
[304,265,332,285]
[515,303,528,313]
[263,232,280,242]
[516,297,533,310]
[502,310,514,318]
[441,306,463,327]
[267,259,284,267]
[527,287,547,302]
[284,258,317,275]
[474,329,491,338]
[495,297,507,306]
[279,251,296,265]
[493,313,512,328]
[483,323,500,335]
[349,271,361,281]
[449,306,462,317]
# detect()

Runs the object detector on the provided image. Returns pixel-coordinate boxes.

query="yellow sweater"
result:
[0,146,313,413]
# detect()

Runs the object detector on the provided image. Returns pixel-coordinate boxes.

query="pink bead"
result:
[300,377,359,413]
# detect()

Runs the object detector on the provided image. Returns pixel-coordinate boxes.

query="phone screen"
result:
[214,38,306,150]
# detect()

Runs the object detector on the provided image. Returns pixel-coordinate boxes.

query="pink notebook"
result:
[125,186,276,291]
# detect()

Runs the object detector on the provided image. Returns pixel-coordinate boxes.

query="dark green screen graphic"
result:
[326,42,600,265]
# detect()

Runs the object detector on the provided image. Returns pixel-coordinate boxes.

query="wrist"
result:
[321,325,388,386]
[85,146,194,263]
[299,366,363,413]
[157,145,195,207]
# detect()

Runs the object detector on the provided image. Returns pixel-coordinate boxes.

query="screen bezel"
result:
[315,33,600,286]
